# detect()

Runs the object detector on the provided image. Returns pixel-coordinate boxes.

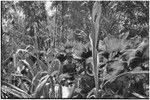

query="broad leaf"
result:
[48,59,61,76]
[30,71,48,93]
[33,75,50,98]
[2,81,32,98]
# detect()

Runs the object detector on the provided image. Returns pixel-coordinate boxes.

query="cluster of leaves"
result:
[96,32,149,98]
[1,37,94,98]
[1,44,72,98]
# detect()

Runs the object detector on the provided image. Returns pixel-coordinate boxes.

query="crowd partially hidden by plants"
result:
[1,1,149,99]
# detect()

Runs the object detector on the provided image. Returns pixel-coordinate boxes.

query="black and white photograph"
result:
[1,1,149,99]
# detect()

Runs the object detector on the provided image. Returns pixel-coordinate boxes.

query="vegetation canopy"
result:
[1,1,149,99]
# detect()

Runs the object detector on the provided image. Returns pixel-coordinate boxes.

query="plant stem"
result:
[93,49,99,98]
[90,25,99,98]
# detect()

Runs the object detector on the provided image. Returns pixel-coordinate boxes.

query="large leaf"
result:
[48,59,61,77]
[2,86,23,98]
[30,71,48,93]
[33,74,50,98]
[2,81,32,98]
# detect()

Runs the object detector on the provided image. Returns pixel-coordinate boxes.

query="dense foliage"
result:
[1,1,149,99]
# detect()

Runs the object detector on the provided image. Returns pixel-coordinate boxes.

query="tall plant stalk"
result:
[90,1,102,98]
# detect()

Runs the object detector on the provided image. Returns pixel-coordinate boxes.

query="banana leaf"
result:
[2,81,32,98]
